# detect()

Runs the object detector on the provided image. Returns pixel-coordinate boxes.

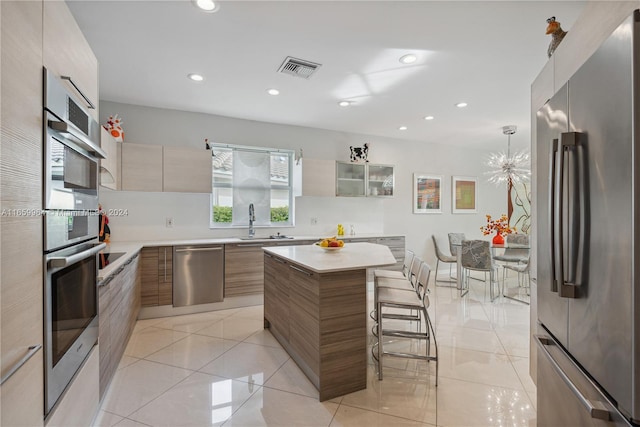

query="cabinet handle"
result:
[1,344,42,385]
[273,257,286,264]
[290,265,312,276]
[236,243,263,247]
[164,248,167,282]
[60,75,95,109]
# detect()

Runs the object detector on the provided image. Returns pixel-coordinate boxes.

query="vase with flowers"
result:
[480,214,515,245]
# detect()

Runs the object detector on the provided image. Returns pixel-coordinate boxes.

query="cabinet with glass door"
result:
[335,162,394,197]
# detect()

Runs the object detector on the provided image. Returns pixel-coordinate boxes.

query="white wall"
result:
[99,101,507,264]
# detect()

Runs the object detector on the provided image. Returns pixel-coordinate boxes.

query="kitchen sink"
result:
[235,235,293,240]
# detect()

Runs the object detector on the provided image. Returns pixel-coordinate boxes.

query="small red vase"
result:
[492,231,505,245]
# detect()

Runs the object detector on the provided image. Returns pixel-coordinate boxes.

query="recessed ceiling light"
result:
[193,0,219,12]
[187,73,204,82]
[398,126,408,131]
[424,115,435,120]
[267,88,280,96]
[455,102,468,108]
[338,100,351,107]
[399,54,417,64]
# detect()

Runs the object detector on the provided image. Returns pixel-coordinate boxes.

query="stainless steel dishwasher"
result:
[173,245,224,307]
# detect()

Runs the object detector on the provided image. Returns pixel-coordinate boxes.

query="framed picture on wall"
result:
[413,174,442,214]
[452,176,477,213]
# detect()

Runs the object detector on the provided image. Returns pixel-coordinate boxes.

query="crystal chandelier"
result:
[486,125,531,185]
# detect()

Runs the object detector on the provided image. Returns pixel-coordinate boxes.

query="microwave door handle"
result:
[550,138,559,293]
[48,243,106,269]
[559,132,579,298]
[60,75,95,110]
[48,120,106,159]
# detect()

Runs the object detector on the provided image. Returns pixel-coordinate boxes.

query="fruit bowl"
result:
[318,245,344,252]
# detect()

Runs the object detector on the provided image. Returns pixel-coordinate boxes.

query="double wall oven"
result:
[43,68,106,415]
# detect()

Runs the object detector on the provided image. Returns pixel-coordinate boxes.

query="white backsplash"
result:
[99,190,383,241]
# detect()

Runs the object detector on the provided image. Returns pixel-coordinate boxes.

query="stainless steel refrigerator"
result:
[536,10,639,427]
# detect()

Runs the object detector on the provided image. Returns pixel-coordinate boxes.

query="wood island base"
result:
[263,253,368,401]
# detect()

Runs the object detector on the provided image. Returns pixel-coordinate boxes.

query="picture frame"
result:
[452,176,477,213]
[413,174,442,214]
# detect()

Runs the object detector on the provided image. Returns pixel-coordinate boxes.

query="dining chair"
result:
[448,233,486,284]
[432,235,456,286]
[372,261,438,385]
[493,234,529,285]
[502,256,531,303]
[460,240,499,301]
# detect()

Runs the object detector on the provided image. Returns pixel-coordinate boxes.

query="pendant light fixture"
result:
[486,125,531,185]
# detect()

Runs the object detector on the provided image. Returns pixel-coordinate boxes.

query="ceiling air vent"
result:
[277,56,321,79]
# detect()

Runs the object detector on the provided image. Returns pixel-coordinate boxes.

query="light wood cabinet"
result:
[263,254,290,340]
[264,254,367,401]
[43,0,98,121]
[225,240,315,297]
[120,144,213,193]
[140,247,172,307]
[299,158,335,197]
[121,143,164,192]
[163,146,212,193]
[100,128,121,190]
[98,253,140,400]
[0,1,44,425]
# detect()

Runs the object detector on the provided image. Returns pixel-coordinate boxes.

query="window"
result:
[210,144,294,228]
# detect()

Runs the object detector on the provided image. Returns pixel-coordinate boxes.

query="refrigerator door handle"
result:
[558,132,582,298]
[553,138,565,293]
[549,138,559,293]
[535,335,611,421]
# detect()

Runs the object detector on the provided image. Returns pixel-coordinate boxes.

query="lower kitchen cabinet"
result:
[376,236,405,270]
[141,246,173,306]
[98,253,141,400]
[263,253,290,340]
[225,240,316,297]
[224,243,265,297]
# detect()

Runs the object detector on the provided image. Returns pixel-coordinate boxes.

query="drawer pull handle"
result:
[1,345,42,385]
[290,265,312,276]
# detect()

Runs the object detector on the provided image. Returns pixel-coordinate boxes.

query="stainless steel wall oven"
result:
[43,67,106,415]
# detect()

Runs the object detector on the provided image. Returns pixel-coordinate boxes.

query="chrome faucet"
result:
[248,203,255,238]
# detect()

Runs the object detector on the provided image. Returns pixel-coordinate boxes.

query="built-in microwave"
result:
[43,68,104,212]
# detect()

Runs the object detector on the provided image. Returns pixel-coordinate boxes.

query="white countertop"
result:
[263,242,397,273]
[98,234,404,281]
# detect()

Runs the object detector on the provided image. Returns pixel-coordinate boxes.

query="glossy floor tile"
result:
[97,273,536,427]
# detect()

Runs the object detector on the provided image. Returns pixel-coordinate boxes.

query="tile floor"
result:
[93,273,535,427]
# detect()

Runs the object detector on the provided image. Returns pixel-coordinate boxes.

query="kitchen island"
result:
[263,242,397,401]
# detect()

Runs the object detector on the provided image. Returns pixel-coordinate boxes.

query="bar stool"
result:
[372,261,437,384]
[370,256,421,323]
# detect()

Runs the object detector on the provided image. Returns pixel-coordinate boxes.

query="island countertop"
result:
[263,242,397,273]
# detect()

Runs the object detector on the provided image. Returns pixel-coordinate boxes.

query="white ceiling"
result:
[68,0,585,152]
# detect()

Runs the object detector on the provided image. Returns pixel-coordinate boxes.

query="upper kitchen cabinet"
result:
[336,162,365,197]
[163,147,212,193]
[336,162,394,197]
[120,143,213,193]
[121,143,163,192]
[367,164,394,197]
[297,158,336,197]
[100,128,120,190]
[43,0,98,121]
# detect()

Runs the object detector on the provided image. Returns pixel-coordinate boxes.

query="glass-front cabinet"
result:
[335,162,394,197]
[367,164,394,197]
[336,162,366,196]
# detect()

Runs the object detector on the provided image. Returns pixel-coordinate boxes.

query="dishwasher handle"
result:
[175,247,223,253]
